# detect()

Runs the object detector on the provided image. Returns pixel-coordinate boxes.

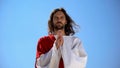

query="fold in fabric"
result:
[36,36,87,68]
[61,36,87,68]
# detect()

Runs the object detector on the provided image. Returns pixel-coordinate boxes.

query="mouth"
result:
[57,22,62,24]
[54,22,64,30]
[56,22,63,26]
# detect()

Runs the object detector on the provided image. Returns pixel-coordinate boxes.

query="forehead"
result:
[53,11,65,17]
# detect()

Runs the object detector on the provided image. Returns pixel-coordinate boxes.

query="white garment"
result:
[36,36,87,68]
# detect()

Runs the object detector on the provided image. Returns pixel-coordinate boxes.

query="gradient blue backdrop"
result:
[0,0,120,68]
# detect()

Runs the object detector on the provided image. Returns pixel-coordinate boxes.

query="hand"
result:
[56,30,64,49]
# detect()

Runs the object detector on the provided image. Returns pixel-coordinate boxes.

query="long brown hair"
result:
[48,8,79,36]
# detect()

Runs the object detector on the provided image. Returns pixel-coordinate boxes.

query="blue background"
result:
[0,0,120,68]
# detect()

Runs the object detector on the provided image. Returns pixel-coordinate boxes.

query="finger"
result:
[57,30,62,36]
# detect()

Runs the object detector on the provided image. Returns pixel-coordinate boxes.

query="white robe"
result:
[36,36,88,68]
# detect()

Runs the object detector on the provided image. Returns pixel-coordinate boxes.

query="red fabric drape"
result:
[35,35,64,68]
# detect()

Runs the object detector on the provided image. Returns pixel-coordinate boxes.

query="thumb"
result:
[57,30,62,36]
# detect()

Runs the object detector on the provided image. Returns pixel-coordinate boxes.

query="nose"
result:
[57,17,62,22]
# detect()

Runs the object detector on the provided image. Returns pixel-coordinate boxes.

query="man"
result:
[35,8,87,68]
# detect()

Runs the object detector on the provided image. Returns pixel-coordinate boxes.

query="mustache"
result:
[57,22,62,24]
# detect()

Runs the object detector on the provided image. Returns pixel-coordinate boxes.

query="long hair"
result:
[48,8,79,36]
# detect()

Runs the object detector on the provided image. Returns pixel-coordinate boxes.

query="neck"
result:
[54,29,65,36]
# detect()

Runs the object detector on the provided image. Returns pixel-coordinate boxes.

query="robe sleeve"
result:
[70,37,88,68]
[35,37,61,68]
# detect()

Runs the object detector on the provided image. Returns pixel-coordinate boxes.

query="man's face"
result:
[53,11,67,30]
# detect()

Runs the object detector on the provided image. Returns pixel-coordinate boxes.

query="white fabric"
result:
[36,36,87,68]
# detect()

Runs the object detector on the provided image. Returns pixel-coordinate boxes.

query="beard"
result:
[54,22,65,30]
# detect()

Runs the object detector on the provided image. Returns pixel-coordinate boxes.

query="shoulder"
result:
[63,36,81,43]
[71,36,82,42]
[38,34,55,44]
